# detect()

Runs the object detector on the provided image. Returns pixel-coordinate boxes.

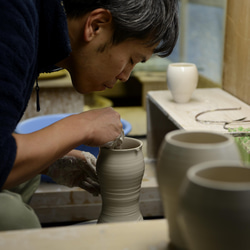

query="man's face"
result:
[58,15,154,93]
[62,38,155,94]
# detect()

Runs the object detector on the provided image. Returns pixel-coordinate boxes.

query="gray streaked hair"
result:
[63,0,179,57]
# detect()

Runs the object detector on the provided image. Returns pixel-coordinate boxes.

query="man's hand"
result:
[46,151,100,196]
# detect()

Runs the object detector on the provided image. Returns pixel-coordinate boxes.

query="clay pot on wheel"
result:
[96,137,145,223]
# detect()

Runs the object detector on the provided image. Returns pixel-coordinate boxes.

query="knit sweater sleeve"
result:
[0,0,38,189]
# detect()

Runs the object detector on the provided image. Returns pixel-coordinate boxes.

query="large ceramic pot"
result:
[96,137,144,223]
[179,160,250,250]
[157,130,241,249]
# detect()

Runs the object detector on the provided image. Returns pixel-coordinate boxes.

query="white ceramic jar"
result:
[179,160,250,250]
[96,137,144,223]
[157,130,241,249]
[167,63,198,103]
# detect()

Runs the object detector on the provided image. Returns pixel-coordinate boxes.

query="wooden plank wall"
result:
[223,0,250,105]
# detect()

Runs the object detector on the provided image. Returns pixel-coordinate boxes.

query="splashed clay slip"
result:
[96,137,145,223]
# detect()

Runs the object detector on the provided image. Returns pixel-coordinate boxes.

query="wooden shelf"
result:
[146,88,250,158]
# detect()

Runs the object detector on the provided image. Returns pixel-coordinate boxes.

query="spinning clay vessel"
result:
[96,137,145,223]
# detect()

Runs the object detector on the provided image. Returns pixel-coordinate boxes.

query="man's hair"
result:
[62,0,179,57]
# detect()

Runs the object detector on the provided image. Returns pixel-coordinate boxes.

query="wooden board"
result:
[146,88,250,158]
[223,0,250,104]
[0,219,170,250]
[148,88,250,133]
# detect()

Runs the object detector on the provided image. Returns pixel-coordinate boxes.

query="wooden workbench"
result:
[147,88,250,158]
[0,219,171,250]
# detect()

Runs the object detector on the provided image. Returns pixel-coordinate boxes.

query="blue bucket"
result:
[15,113,132,183]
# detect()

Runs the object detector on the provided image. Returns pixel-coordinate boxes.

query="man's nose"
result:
[117,68,133,82]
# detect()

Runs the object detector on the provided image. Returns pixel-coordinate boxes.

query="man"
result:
[0,0,178,230]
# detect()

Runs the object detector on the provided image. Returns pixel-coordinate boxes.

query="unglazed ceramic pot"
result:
[179,160,250,250]
[156,130,241,249]
[96,137,145,223]
[167,63,198,103]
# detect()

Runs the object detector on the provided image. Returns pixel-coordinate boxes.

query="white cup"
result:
[167,63,198,103]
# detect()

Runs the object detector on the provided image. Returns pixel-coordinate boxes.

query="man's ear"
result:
[84,8,112,42]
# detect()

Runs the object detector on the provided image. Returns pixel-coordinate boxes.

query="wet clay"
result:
[96,137,145,223]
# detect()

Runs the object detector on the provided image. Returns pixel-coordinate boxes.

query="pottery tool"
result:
[228,127,250,165]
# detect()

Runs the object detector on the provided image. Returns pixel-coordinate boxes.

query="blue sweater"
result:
[0,0,71,189]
